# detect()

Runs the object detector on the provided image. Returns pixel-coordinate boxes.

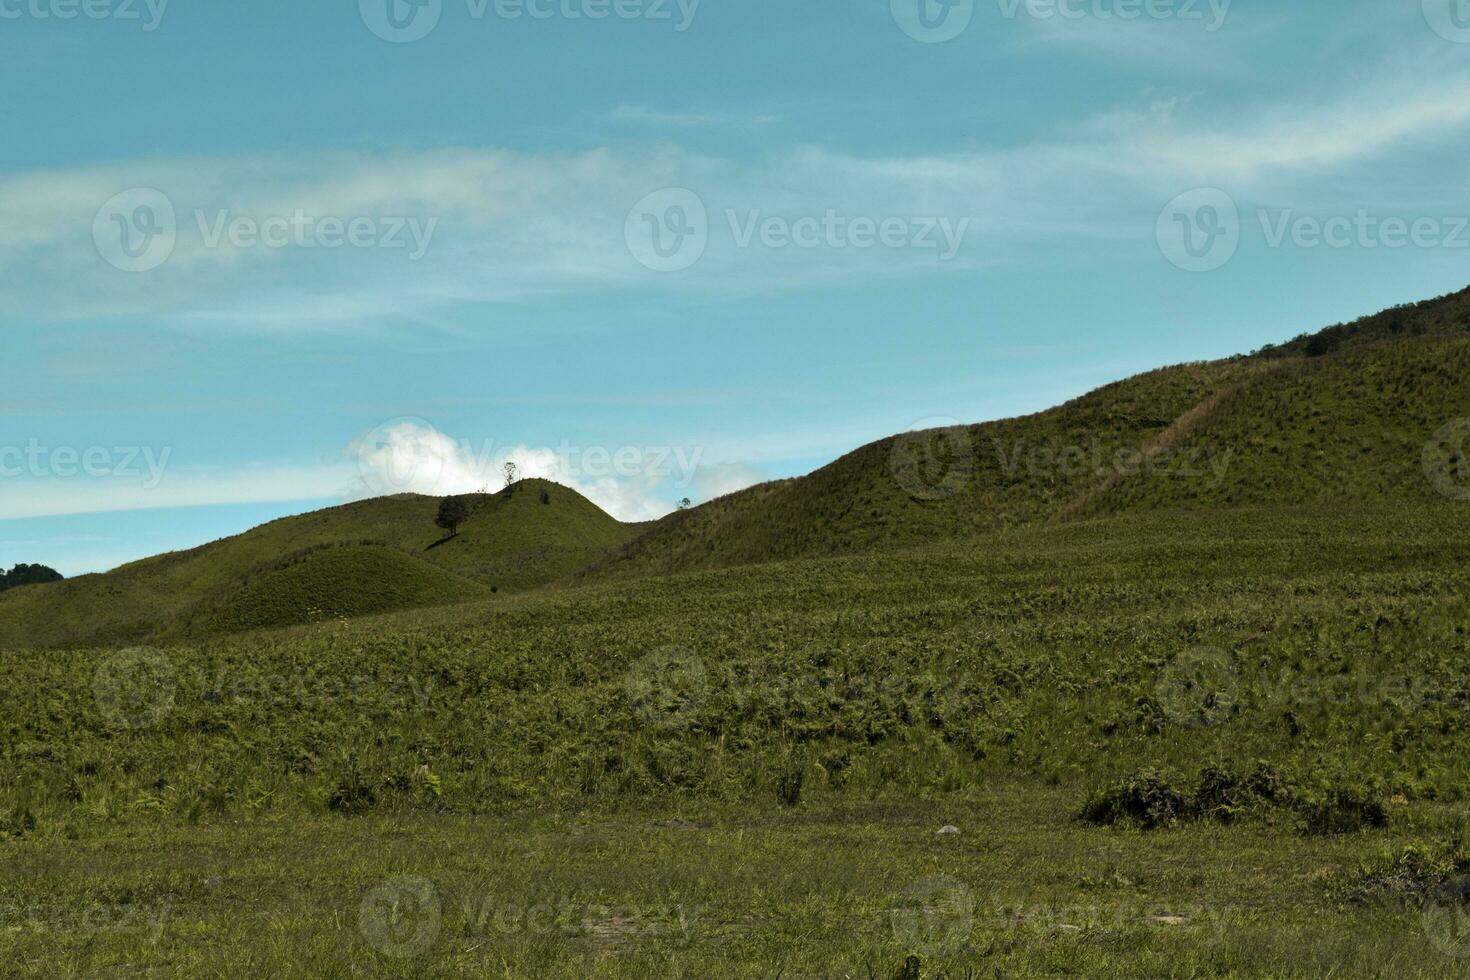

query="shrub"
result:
[1244,761,1295,805]
[1083,763,1311,830]
[1350,842,1464,901]
[1193,763,1247,824]
[1300,786,1389,835]
[1080,768,1189,829]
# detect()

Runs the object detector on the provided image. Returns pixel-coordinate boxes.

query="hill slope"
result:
[586,289,1470,583]
[182,544,492,635]
[0,479,632,648]
[579,358,1257,579]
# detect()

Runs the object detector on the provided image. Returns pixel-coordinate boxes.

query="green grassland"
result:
[6,505,1470,975]
[6,289,1470,975]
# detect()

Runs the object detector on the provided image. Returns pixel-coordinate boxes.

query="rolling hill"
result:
[5,285,1469,649]
[0,479,634,648]
[583,288,1470,582]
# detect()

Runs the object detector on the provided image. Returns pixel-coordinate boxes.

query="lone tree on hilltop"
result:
[502,461,519,489]
[435,495,471,538]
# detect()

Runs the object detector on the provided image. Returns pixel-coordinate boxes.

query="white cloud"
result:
[0,419,724,524]
[3,49,1470,329]
[345,418,710,521]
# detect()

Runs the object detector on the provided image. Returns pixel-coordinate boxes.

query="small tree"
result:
[678,497,692,511]
[435,496,471,538]
[502,461,519,489]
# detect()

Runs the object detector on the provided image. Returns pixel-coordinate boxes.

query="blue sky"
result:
[5,0,1470,575]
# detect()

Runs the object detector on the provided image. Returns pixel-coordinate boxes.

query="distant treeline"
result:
[1252,284,1470,360]
[0,564,63,593]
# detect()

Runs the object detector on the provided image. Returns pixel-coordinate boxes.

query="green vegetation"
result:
[5,505,1470,974]
[434,495,472,538]
[0,479,634,648]
[0,563,62,593]
[185,543,491,635]
[6,288,1470,974]
[585,335,1470,582]
[1253,283,1470,359]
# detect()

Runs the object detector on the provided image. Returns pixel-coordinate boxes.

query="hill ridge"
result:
[0,479,633,649]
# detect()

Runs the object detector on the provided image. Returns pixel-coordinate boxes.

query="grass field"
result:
[6,503,1470,976]
[6,790,1465,978]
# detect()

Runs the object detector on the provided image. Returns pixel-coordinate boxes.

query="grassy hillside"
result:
[588,323,1470,583]
[1076,336,1470,517]
[10,503,1468,825]
[583,360,1262,580]
[182,543,491,635]
[0,479,632,648]
[6,286,1470,651]
[5,503,1470,975]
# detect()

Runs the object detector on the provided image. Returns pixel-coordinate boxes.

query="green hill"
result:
[586,290,1470,583]
[8,286,1470,647]
[0,479,633,648]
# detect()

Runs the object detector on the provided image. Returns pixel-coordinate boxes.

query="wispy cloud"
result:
[0,465,348,522]
[2,46,1469,332]
[608,103,783,127]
